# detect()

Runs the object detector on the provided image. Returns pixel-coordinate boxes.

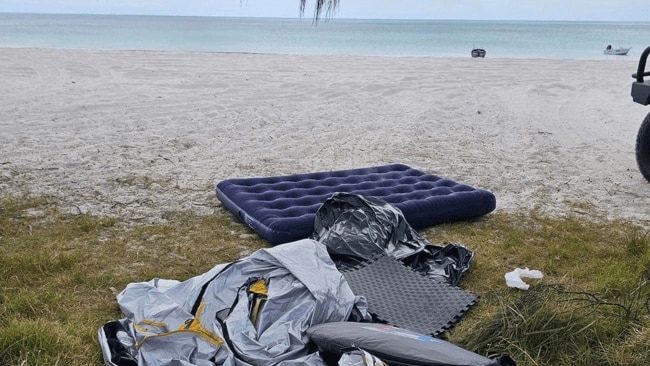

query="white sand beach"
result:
[1,48,649,227]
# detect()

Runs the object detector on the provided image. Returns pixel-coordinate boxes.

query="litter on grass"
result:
[505,267,544,290]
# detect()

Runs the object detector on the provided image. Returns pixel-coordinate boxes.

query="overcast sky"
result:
[3,0,647,22]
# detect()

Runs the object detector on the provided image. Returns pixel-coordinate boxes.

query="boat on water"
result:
[471,48,486,58]
[604,45,631,55]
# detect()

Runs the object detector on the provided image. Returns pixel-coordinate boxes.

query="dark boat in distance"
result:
[471,48,486,58]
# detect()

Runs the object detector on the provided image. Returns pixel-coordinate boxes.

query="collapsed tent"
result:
[99,193,513,365]
[100,239,360,365]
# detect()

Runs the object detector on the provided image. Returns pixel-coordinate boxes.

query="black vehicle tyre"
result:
[636,111,650,182]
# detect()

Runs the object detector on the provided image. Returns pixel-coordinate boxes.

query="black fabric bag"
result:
[311,192,474,286]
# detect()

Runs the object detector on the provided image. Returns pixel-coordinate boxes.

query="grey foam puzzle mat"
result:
[340,254,479,336]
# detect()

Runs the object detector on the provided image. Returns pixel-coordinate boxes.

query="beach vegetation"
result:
[0,196,649,365]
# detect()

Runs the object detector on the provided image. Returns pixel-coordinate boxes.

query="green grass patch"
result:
[0,196,648,365]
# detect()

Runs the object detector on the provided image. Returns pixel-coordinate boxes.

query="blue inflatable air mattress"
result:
[215,164,496,245]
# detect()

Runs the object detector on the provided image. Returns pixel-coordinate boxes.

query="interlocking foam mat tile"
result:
[216,164,496,245]
[340,254,479,337]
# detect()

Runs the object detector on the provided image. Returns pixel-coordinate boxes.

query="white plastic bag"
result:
[504,267,543,290]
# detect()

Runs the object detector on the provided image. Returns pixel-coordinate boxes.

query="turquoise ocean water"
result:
[1,13,650,60]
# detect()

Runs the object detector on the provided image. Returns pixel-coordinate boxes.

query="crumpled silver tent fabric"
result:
[102,239,357,366]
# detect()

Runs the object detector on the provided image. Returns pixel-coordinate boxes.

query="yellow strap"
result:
[135,300,224,348]
[140,319,167,327]
[251,298,264,325]
[249,278,268,295]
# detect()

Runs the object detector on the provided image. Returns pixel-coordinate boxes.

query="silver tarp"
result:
[99,239,358,365]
